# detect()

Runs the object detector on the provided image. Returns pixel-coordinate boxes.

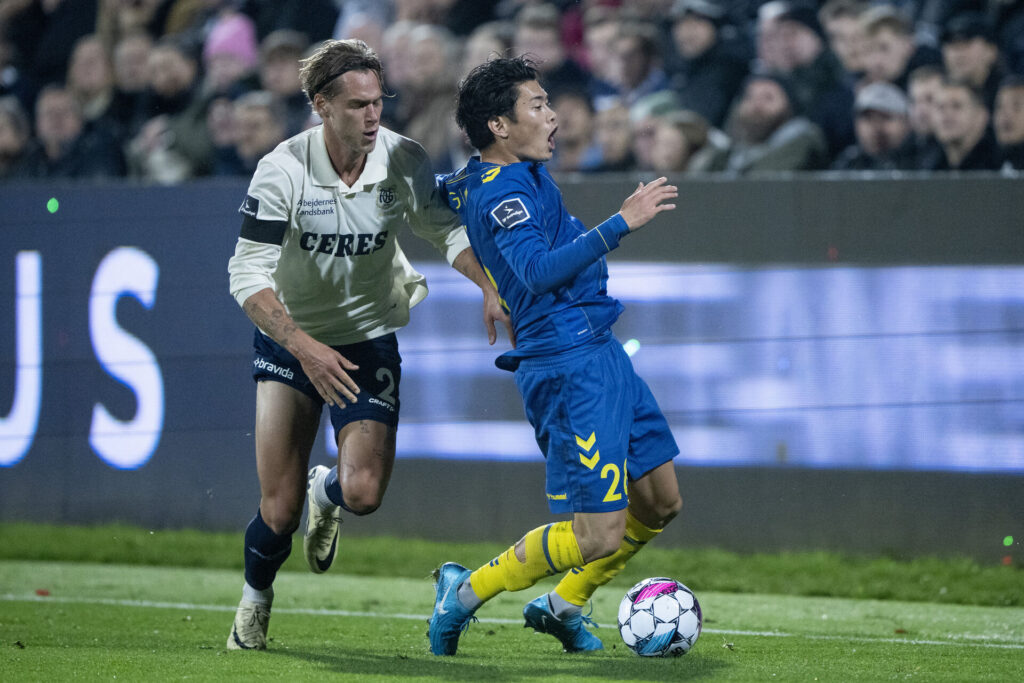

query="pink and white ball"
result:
[617,577,703,657]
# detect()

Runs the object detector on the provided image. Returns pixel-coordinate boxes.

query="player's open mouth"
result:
[364,129,378,140]
[548,128,557,150]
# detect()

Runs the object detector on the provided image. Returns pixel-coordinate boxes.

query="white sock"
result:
[311,468,337,511]
[457,580,482,610]
[547,591,581,619]
[242,582,274,606]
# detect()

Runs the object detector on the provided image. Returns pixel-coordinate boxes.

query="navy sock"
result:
[243,508,292,591]
[324,467,348,509]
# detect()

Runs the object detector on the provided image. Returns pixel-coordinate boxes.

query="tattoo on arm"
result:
[243,294,300,347]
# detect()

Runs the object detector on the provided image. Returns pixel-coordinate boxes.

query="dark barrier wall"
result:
[1,177,1022,562]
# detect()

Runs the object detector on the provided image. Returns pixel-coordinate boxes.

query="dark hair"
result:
[299,39,383,103]
[455,55,539,151]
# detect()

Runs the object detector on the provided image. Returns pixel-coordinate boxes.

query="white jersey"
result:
[228,125,469,345]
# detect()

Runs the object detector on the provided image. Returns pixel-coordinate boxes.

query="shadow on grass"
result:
[268,643,730,681]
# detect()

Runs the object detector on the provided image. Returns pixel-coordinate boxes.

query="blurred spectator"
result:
[126,114,192,183]
[379,20,417,129]
[997,1,1024,76]
[334,9,387,55]
[755,1,792,73]
[608,22,670,106]
[202,11,261,98]
[818,0,868,83]
[920,78,1002,171]
[21,84,124,179]
[4,0,98,105]
[630,90,682,171]
[140,36,201,120]
[994,75,1024,170]
[205,93,239,174]
[0,32,31,111]
[580,5,620,103]
[258,29,309,136]
[443,0,501,36]
[0,95,30,178]
[772,2,855,157]
[397,24,461,171]
[241,0,339,43]
[941,13,1005,109]
[66,35,117,132]
[666,0,750,128]
[96,0,175,51]
[589,99,635,172]
[109,30,153,137]
[461,20,514,76]
[218,90,286,175]
[513,3,591,100]
[832,81,916,170]
[859,5,941,91]
[649,109,730,173]
[906,64,945,166]
[549,89,600,172]
[724,72,829,173]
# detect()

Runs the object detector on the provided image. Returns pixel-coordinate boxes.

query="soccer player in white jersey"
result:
[225,39,509,650]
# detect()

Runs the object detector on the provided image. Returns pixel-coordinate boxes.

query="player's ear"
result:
[488,115,509,140]
[312,92,328,118]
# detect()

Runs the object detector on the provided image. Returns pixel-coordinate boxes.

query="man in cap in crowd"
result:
[832,81,915,170]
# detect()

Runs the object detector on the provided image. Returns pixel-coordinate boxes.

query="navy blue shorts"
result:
[252,330,401,434]
[515,336,679,514]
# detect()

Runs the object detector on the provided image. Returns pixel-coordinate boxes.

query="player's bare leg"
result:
[624,461,683,530]
[525,461,682,652]
[304,419,396,572]
[229,380,320,650]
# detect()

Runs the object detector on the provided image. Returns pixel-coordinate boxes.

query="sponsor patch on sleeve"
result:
[490,197,530,229]
[239,194,260,217]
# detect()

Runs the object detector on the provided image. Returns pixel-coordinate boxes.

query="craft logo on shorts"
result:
[377,186,396,207]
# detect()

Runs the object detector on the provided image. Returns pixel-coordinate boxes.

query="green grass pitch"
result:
[1,524,1021,681]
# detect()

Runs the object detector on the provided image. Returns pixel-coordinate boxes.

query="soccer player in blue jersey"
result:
[428,56,683,656]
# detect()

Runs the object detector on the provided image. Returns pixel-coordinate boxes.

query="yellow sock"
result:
[469,522,583,602]
[553,510,662,606]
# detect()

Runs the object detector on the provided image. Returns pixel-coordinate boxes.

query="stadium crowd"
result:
[0,0,1023,182]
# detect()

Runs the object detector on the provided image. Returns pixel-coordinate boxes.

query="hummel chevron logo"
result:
[576,432,600,470]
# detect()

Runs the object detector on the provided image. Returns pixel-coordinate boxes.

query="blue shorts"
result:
[514,336,679,514]
[252,330,401,435]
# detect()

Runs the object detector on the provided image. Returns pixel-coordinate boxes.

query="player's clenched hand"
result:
[296,339,360,407]
[617,177,678,232]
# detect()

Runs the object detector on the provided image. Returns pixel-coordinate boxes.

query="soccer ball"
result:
[617,577,702,657]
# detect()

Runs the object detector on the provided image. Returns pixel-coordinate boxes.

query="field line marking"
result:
[3,593,1022,650]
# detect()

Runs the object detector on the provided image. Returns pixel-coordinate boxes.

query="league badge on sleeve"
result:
[490,198,530,229]
[239,194,260,218]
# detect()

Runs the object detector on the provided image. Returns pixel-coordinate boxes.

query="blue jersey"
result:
[440,158,631,369]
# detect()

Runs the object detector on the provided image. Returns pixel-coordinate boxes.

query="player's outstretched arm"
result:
[241,288,361,406]
[452,247,516,347]
[617,177,678,232]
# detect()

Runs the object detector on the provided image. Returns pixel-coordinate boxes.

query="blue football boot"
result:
[523,595,604,652]
[428,562,477,655]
